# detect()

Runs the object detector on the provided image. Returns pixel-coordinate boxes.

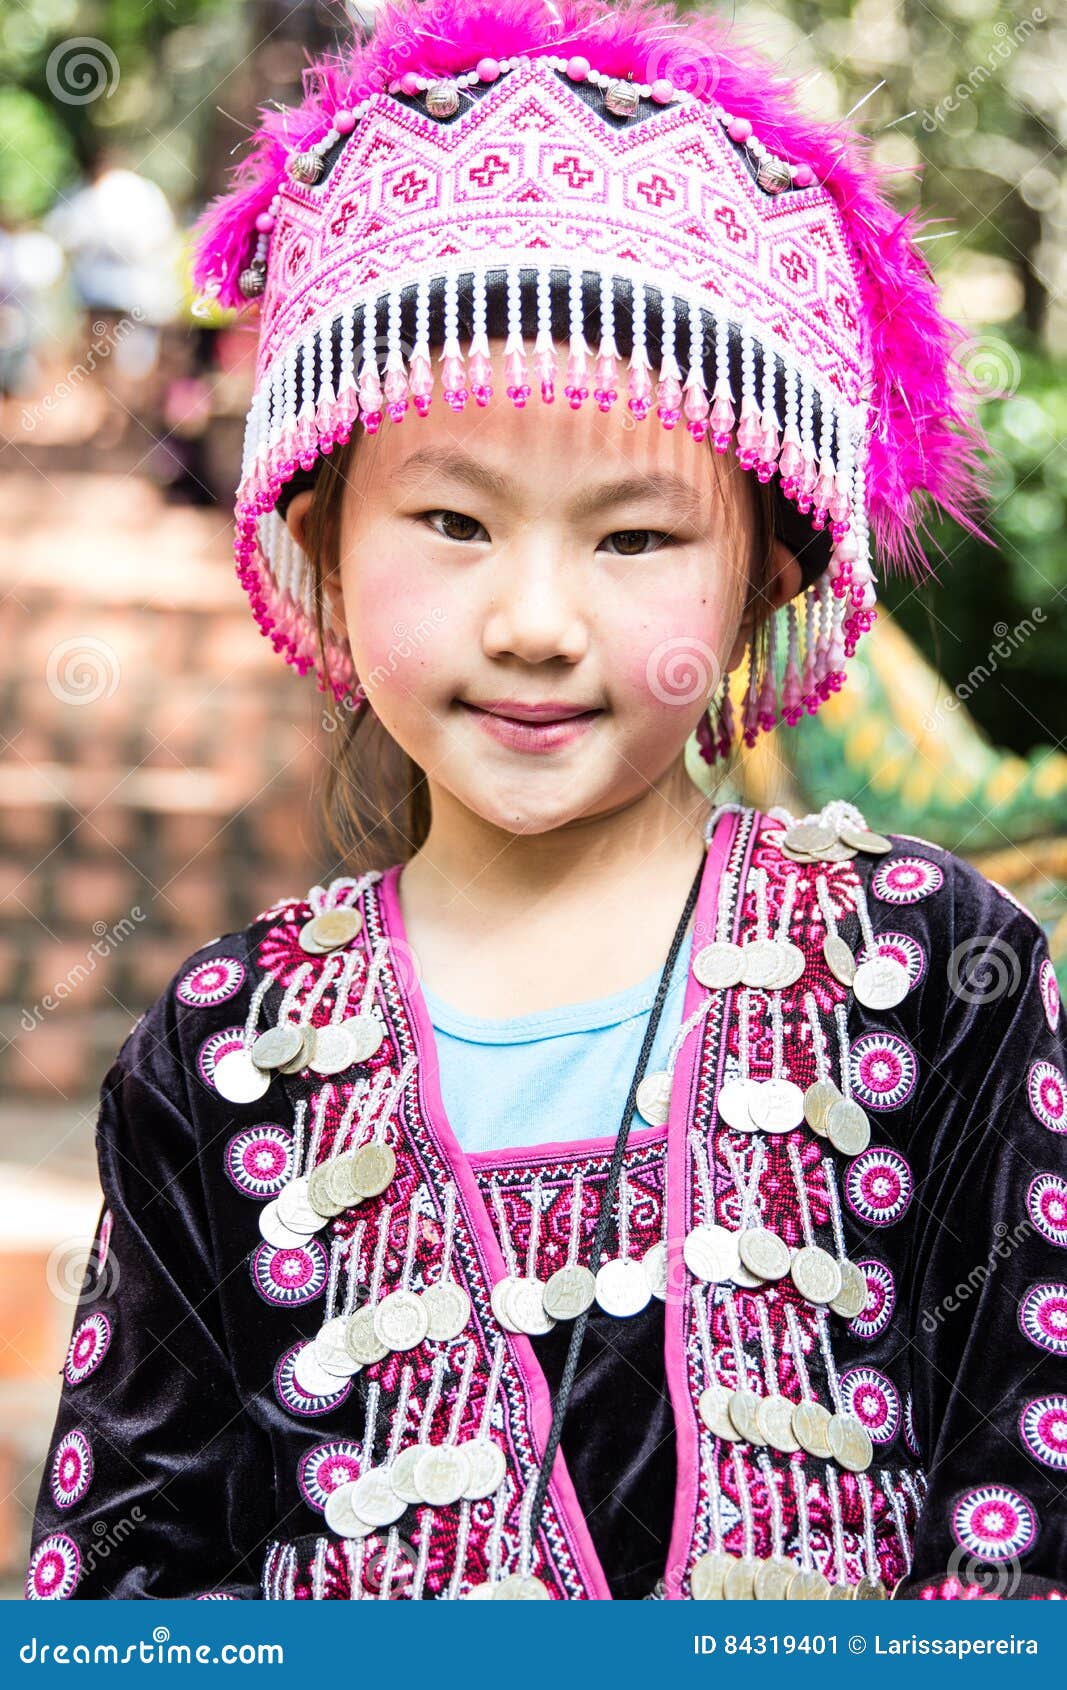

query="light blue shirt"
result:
[421,927,694,1155]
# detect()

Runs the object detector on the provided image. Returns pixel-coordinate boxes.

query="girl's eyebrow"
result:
[392,446,707,524]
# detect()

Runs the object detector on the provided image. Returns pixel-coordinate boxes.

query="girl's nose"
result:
[480,536,590,666]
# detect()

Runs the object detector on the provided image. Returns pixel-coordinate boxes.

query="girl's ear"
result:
[283,488,314,551]
[724,537,804,674]
[283,488,348,642]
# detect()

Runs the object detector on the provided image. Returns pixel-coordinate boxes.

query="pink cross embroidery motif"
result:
[552,153,595,190]
[714,205,747,244]
[390,170,430,207]
[778,249,810,286]
[329,200,361,239]
[636,173,676,209]
[468,153,511,188]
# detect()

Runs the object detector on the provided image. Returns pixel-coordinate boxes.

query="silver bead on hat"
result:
[426,79,460,118]
[238,262,266,299]
[604,77,641,118]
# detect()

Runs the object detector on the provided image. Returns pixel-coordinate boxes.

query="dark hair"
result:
[301,428,778,873]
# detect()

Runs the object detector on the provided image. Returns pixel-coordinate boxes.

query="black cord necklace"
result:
[523,849,706,1558]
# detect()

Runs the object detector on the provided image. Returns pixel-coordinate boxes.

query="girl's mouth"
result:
[457,700,603,753]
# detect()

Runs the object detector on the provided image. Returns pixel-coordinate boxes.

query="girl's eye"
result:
[420,513,673,555]
[422,509,488,543]
[599,529,672,557]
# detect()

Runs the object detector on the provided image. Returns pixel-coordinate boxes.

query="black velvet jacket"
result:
[26,812,1067,1600]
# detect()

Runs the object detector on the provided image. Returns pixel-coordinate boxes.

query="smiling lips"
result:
[459,698,602,752]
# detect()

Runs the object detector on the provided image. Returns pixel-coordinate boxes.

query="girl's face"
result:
[288,340,799,838]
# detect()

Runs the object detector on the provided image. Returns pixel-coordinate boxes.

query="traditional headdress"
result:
[191,0,990,762]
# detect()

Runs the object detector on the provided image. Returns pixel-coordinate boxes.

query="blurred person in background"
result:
[43,144,183,447]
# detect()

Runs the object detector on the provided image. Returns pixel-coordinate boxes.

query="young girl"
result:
[28,0,1067,1602]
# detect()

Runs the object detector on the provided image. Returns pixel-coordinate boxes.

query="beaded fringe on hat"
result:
[237,259,876,762]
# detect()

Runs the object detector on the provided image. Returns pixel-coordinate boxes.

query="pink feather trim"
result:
[190,0,993,576]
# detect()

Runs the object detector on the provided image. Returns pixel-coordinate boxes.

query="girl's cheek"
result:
[615,594,735,714]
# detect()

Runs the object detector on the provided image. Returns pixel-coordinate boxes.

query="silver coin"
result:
[698,1381,742,1441]
[716,1076,756,1133]
[292,1340,347,1399]
[747,1077,804,1134]
[636,1070,673,1127]
[508,1275,556,1335]
[740,938,788,989]
[461,1438,507,1500]
[792,1399,833,1459]
[314,1315,362,1378]
[345,1305,389,1366]
[373,1288,429,1352]
[821,840,858,864]
[758,1393,801,1454]
[308,1161,346,1219]
[595,1257,651,1318]
[277,1175,324,1235]
[351,1467,406,1528]
[738,1227,791,1282]
[780,843,821,864]
[324,1155,366,1211]
[854,1575,888,1600]
[388,1444,428,1505]
[690,1550,736,1600]
[784,821,838,856]
[826,1097,871,1157]
[791,1244,843,1305]
[754,1557,795,1600]
[345,1014,384,1063]
[641,1240,669,1300]
[308,1022,358,1076]
[787,1568,831,1599]
[298,918,328,955]
[422,1280,471,1341]
[258,1197,316,1249]
[683,1223,741,1284]
[350,1141,396,1198]
[838,824,892,855]
[278,1027,313,1074]
[852,954,910,1011]
[542,1263,596,1321]
[307,907,363,950]
[692,940,745,990]
[413,1444,471,1507]
[828,1411,873,1473]
[831,1259,868,1321]
[723,1555,759,1600]
[728,1387,764,1444]
[251,1024,304,1071]
[324,1480,371,1538]
[490,1276,523,1334]
[212,1048,271,1104]
[823,933,856,986]
[803,1078,840,1136]
[732,1258,763,1290]
[493,1574,550,1600]
[774,941,807,988]
[464,1580,498,1600]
